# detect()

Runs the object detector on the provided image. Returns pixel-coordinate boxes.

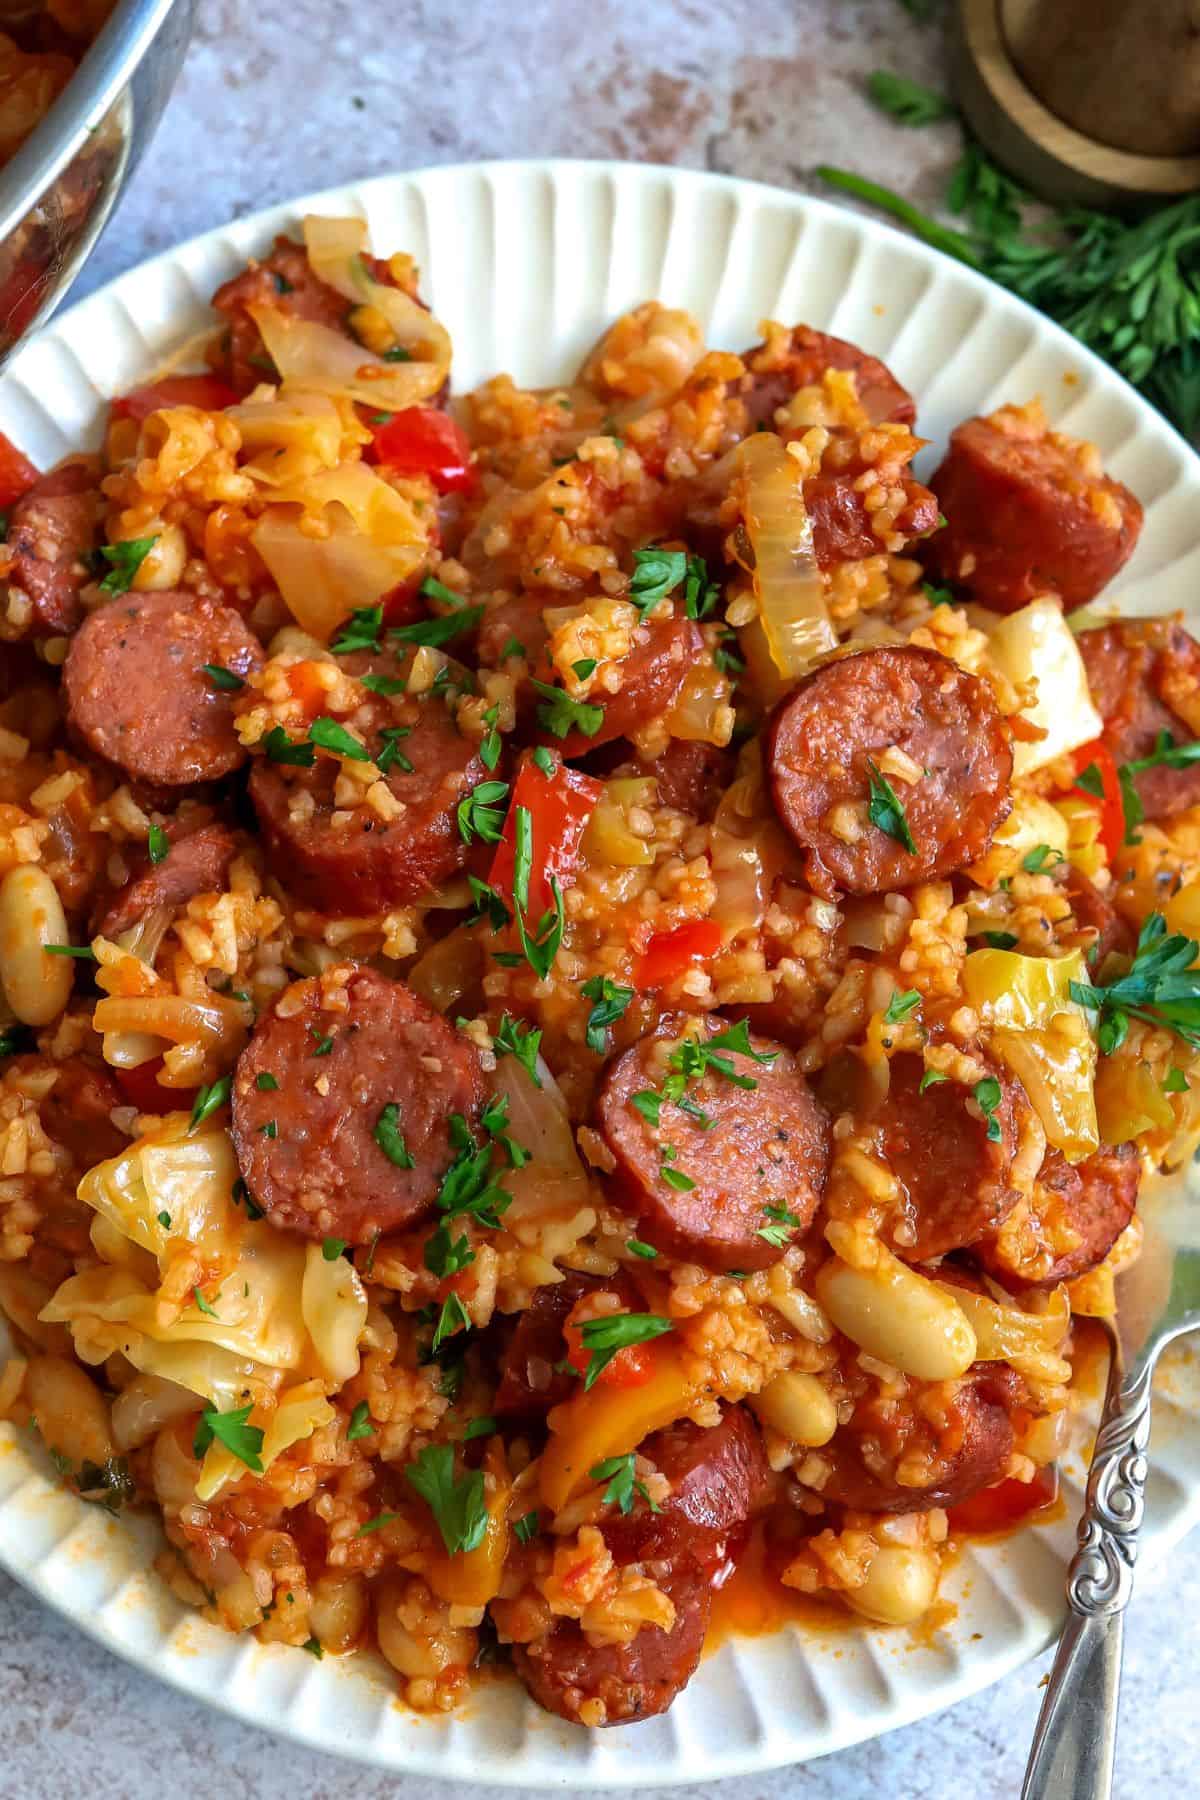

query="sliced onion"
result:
[248,303,443,413]
[664,660,734,745]
[407,926,484,1013]
[738,431,834,685]
[490,1055,593,1224]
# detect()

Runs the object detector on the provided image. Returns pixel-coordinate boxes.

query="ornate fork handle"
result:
[1021,1350,1155,1800]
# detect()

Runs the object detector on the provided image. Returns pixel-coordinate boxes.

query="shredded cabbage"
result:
[195,1377,335,1503]
[979,597,1103,778]
[964,947,1098,1161]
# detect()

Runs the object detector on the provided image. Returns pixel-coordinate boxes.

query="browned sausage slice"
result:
[63,590,264,785]
[812,1363,1024,1514]
[806,471,939,570]
[494,1271,607,1418]
[980,1142,1140,1288]
[513,1562,712,1726]
[15,1054,128,1169]
[5,461,101,636]
[211,236,352,395]
[535,611,703,758]
[766,645,1013,898]
[231,967,484,1245]
[740,326,916,430]
[91,820,238,939]
[923,407,1143,611]
[247,650,487,916]
[601,1405,771,1569]
[875,1049,1027,1259]
[597,1015,830,1273]
[1077,619,1200,822]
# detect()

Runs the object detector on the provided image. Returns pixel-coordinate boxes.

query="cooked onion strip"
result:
[737,431,835,686]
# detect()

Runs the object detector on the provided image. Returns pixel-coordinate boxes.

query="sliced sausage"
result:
[211,236,352,395]
[91,820,237,939]
[923,407,1143,611]
[1077,619,1200,822]
[513,1562,712,1726]
[231,967,485,1245]
[597,1014,830,1273]
[601,1406,771,1569]
[62,590,265,786]
[811,1362,1024,1514]
[875,1049,1027,1259]
[766,645,1013,898]
[5,460,101,636]
[740,326,916,430]
[535,611,703,758]
[247,649,486,916]
[494,1272,603,1418]
[806,470,939,570]
[981,1142,1139,1288]
[15,1054,128,1168]
[1061,868,1133,969]
[639,739,733,818]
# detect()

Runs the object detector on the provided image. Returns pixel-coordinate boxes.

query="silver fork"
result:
[1022,1174,1200,1799]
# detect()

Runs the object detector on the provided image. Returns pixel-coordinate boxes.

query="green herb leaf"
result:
[147,823,169,865]
[192,1403,264,1471]
[628,546,687,619]
[631,1089,662,1127]
[346,1401,374,1440]
[309,716,370,761]
[588,1451,662,1516]
[922,581,955,607]
[462,1416,497,1442]
[530,678,604,741]
[580,974,635,1053]
[1070,911,1200,1053]
[189,1074,231,1133]
[494,1012,542,1086]
[983,931,1019,950]
[157,1211,171,1229]
[375,725,413,774]
[756,1203,805,1249]
[512,1510,540,1544]
[883,988,921,1024]
[255,1072,278,1092]
[322,1236,346,1261]
[360,670,406,697]
[866,758,917,853]
[262,725,315,767]
[202,662,244,691]
[423,1219,475,1280]
[625,1238,658,1259]
[1075,761,1105,800]
[355,1512,397,1537]
[572,658,598,680]
[44,943,97,959]
[578,1313,673,1390]
[403,1443,488,1555]
[919,1067,949,1092]
[480,703,502,771]
[973,1075,1003,1143]
[1022,844,1064,873]
[1164,1065,1189,1094]
[660,1163,695,1191]
[192,1286,220,1318]
[332,605,384,655]
[867,70,955,127]
[457,778,509,846]
[97,536,157,596]
[374,1102,416,1167]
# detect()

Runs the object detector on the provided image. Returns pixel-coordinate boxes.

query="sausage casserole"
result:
[0,215,1197,1728]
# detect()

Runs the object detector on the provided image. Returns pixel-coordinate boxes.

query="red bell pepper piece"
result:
[489,754,603,923]
[114,1055,197,1115]
[634,918,722,990]
[563,1316,654,1390]
[111,374,239,423]
[0,430,38,509]
[1069,739,1125,863]
[366,406,476,495]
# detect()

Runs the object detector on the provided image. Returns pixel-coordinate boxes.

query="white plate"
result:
[1,158,1199,1787]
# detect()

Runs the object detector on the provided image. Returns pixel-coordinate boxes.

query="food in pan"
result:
[0,214,1194,1729]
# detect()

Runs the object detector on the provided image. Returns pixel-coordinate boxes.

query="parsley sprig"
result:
[1071,912,1200,1054]
[193,1403,264,1472]
[580,974,634,1053]
[865,758,917,853]
[867,70,955,127]
[578,1313,673,1390]
[404,1443,487,1555]
[589,1451,663,1516]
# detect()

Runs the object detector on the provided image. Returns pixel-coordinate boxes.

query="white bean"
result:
[844,1545,939,1626]
[815,1250,977,1381]
[131,524,187,592]
[0,866,73,1025]
[309,1572,368,1654]
[751,1371,837,1446]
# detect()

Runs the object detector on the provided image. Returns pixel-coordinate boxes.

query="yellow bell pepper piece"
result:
[964,948,1098,1162]
[426,1441,512,1607]
[1056,795,1106,880]
[1094,1055,1174,1146]
[968,793,1070,887]
[1164,881,1200,942]
[537,1344,706,1513]
[583,778,656,868]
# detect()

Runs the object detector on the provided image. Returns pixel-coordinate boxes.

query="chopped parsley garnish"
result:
[457,777,509,846]
[355,1512,398,1537]
[432,1291,471,1350]
[973,1076,1003,1143]
[374,1102,416,1167]
[255,1072,278,1092]
[97,536,158,596]
[1022,843,1063,873]
[922,580,955,607]
[589,1451,662,1516]
[147,824,169,866]
[310,1028,334,1057]
[1070,911,1200,1054]
[1116,734,1200,844]
[883,988,921,1024]
[302,1637,324,1658]
[919,1068,949,1092]
[390,606,484,648]
[192,1286,220,1318]
[530,679,604,741]
[498,635,526,662]
[1164,1065,1189,1094]
[626,1238,658,1259]
[189,1074,231,1133]
[192,1403,264,1471]
[757,1203,805,1248]
[494,1012,542,1086]
[463,1416,497,1442]
[309,716,370,761]
[572,658,598,681]
[631,1089,662,1127]
[262,726,315,767]
[259,1120,277,1139]
[982,931,1019,950]
[332,605,384,655]
[532,744,556,777]
[376,726,413,774]
[346,1401,375,1441]
[382,345,413,363]
[629,546,686,617]
[1074,762,1105,800]
[44,943,96,959]
[467,875,511,931]
[157,1211,171,1229]
[580,974,635,1053]
[360,670,406,697]
[322,1236,346,1261]
[865,758,917,853]
[512,1510,540,1544]
[480,704,502,771]
[435,1113,512,1230]
[202,662,244,691]
[660,1163,695,1192]
[578,1313,673,1390]
[424,1219,475,1280]
[403,1443,488,1555]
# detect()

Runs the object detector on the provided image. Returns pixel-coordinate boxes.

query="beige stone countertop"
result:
[2,1,1195,1794]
